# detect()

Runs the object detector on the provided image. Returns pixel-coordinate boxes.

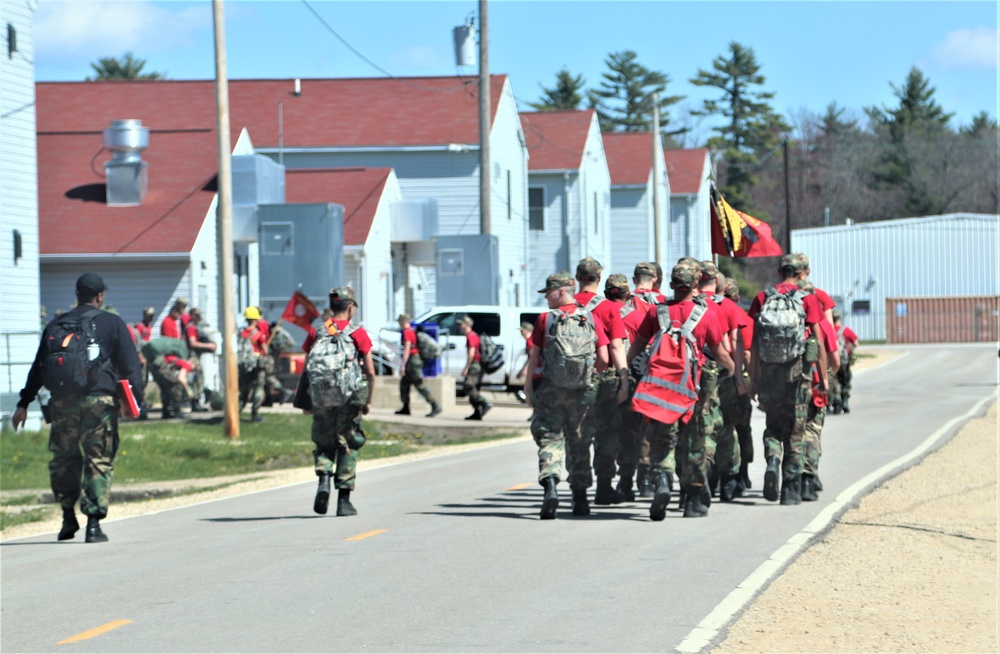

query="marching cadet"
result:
[395,313,443,418]
[723,277,755,493]
[456,316,492,421]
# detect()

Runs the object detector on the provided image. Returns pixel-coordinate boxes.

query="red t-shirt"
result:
[814,287,835,312]
[328,319,372,355]
[816,319,838,354]
[635,300,723,366]
[575,292,628,342]
[401,327,418,356]
[840,325,859,346]
[185,323,201,349]
[161,316,181,339]
[180,312,192,329]
[164,354,194,372]
[239,325,269,356]
[748,283,825,325]
[135,322,153,342]
[465,331,482,363]
[257,320,271,339]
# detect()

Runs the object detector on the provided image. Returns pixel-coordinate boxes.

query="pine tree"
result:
[88,52,165,81]
[690,41,789,209]
[530,69,586,111]
[587,50,684,134]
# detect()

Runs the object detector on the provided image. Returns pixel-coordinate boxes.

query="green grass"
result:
[0,507,55,531]
[1,414,523,492]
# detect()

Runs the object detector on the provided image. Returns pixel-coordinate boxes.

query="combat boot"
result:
[649,470,672,522]
[479,402,493,419]
[395,405,411,415]
[830,403,842,415]
[58,507,79,541]
[571,489,590,516]
[780,475,802,505]
[636,464,654,498]
[683,486,710,517]
[763,456,781,502]
[719,475,740,503]
[313,472,331,515]
[841,398,851,414]
[540,476,558,520]
[191,399,209,412]
[801,474,818,502]
[251,412,263,423]
[594,477,624,505]
[84,516,108,543]
[813,475,824,492]
[616,474,635,502]
[426,403,442,418]
[739,460,752,490]
[336,488,358,516]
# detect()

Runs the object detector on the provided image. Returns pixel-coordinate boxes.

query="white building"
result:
[792,213,1000,340]
[664,148,713,263]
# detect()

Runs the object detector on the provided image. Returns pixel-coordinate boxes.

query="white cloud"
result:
[35,1,211,63]
[930,27,998,71]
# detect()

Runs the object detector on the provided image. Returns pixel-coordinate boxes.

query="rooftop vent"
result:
[103,119,149,206]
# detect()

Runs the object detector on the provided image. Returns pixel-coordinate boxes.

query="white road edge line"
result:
[675,389,998,654]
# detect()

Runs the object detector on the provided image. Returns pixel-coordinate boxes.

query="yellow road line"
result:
[507,483,534,490]
[57,620,132,645]
[345,529,387,541]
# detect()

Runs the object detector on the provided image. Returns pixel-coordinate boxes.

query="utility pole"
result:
[782,138,792,254]
[478,0,490,236]
[213,0,239,439]
[651,92,663,265]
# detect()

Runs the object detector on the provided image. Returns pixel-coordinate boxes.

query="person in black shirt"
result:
[12,273,143,543]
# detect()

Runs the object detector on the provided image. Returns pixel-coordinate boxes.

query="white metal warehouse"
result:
[790,213,999,341]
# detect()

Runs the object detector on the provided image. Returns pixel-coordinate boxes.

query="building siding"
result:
[610,185,654,277]
[528,174,573,306]
[792,213,999,340]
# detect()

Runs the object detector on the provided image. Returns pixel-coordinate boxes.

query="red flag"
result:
[281,291,320,331]
[710,185,784,258]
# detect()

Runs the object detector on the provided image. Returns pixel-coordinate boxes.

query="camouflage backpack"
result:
[237,329,262,373]
[755,287,807,364]
[478,334,505,374]
[306,324,363,408]
[542,306,597,390]
[416,331,443,360]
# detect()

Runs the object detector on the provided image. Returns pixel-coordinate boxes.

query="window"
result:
[528,187,545,231]
[424,312,501,337]
[852,300,871,315]
[260,222,293,255]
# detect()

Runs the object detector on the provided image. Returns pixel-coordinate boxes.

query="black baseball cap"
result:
[76,273,107,296]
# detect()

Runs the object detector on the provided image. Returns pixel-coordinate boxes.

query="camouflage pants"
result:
[48,395,118,518]
[681,361,721,489]
[583,370,623,480]
[400,356,434,406]
[736,372,754,465]
[150,355,189,409]
[463,362,485,410]
[803,398,825,475]
[530,381,591,489]
[187,355,204,405]
[644,416,682,479]
[616,391,649,480]
[311,405,365,489]
[758,359,811,480]
[832,361,854,405]
[264,353,289,400]
[239,366,266,414]
[715,372,747,478]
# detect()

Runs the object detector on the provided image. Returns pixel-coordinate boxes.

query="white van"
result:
[380,305,544,393]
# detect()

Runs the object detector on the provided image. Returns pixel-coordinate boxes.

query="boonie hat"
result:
[76,273,107,296]
[244,306,261,320]
[537,272,576,294]
[780,253,809,271]
[700,260,720,280]
[576,257,603,280]
[671,261,700,288]
[329,286,357,305]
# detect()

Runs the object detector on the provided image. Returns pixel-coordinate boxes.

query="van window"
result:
[421,312,501,337]
[519,311,543,328]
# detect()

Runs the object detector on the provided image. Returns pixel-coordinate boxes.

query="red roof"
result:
[35,76,509,255]
[664,148,709,195]
[284,168,391,246]
[520,110,594,170]
[603,132,658,186]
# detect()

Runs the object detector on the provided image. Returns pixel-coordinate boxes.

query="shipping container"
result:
[885,296,999,343]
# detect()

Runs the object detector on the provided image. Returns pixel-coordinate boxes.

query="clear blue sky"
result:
[34,0,998,142]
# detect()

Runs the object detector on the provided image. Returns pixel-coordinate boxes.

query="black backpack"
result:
[479,334,505,374]
[42,308,108,398]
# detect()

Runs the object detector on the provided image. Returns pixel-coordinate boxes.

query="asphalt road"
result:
[2,344,996,653]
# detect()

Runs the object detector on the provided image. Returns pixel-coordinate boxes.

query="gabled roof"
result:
[664,148,709,195]
[36,128,219,255]
[284,168,392,246]
[520,110,595,171]
[35,76,510,255]
[603,131,658,186]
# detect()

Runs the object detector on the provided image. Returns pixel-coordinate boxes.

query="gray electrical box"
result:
[435,234,499,305]
[258,203,344,318]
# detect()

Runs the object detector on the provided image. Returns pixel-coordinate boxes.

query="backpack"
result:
[755,287,807,364]
[237,329,262,373]
[836,326,849,363]
[416,331,443,360]
[541,306,597,390]
[631,303,707,425]
[42,308,108,399]
[306,324,363,408]
[478,334,505,374]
